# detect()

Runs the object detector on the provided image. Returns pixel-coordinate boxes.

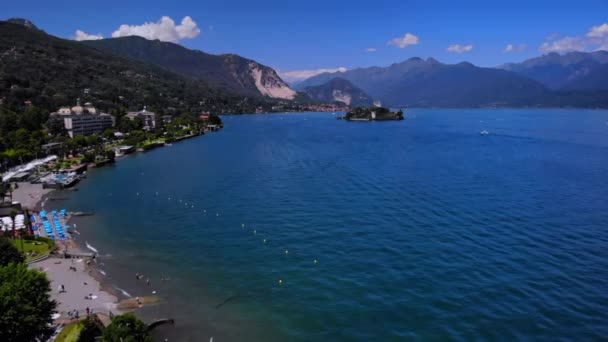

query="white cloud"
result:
[503,43,526,53]
[538,22,608,53]
[366,47,377,52]
[279,67,348,83]
[587,23,608,38]
[387,33,420,48]
[446,44,473,54]
[74,30,104,41]
[111,16,201,43]
[539,36,587,53]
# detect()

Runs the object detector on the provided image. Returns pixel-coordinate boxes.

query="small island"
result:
[339,107,404,121]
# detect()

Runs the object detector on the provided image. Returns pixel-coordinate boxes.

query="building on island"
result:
[127,106,156,131]
[50,100,114,138]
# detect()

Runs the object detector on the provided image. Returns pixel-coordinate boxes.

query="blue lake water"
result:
[58,109,608,341]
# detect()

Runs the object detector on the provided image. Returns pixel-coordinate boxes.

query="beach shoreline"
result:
[22,184,155,329]
[32,180,167,324]
[26,186,123,322]
[32,257,120,321]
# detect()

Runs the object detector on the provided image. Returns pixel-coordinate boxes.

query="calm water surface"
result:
[59,109,608,341]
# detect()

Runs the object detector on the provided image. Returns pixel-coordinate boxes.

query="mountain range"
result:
[0,18,297,116]
[82,36,297,100]
[1,17,608,111]
[295,53,608,107]
[499,51,608,90]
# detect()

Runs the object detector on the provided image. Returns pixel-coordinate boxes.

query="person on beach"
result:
[60,284,65,293]
[146,278,150,285]
[86,307,90,316]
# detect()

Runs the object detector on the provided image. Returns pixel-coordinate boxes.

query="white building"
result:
[126,106,156,130]
[51,100,114,138]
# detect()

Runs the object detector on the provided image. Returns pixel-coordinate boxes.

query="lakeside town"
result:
[0,98,225,341]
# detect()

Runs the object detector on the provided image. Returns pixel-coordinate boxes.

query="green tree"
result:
[0,237,24,266]
[102,313,152,342]
[72,135,87,148]
[0,263,57,342]
[19,106,48,131]
[85,134,101,147]
[105,150,116,163]
[78,314,105,342]
[47,116,67,136]
[103,128,115,140]
[124,130,146,147]
[82,152,95,164]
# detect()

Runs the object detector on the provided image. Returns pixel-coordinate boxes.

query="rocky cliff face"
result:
[249,62,296,99]
[83,37,296,99]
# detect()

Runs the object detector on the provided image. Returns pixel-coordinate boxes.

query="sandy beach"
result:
[31,257,120,320]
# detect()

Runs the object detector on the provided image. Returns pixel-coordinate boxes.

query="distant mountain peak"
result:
[5,18,39,30]
[456,61,474,67]
[499,50,608,90]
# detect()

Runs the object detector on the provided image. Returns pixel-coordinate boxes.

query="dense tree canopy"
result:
[102,313,152,342]
[78,315,105,342]
[0,237,24,266]
[0,263,57,342]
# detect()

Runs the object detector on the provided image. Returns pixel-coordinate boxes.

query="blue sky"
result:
[4,0,608,82]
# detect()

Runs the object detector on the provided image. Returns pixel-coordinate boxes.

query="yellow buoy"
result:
[285,250,289,255]
[314,259,318,264]
[278,279,283,285]
[263,239,266,243]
